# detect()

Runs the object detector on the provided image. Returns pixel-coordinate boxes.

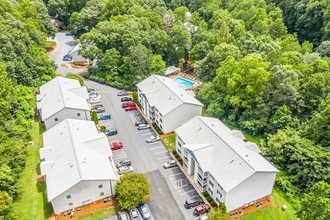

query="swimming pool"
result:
[173,77,195,88]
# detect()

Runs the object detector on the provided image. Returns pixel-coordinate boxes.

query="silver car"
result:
[163,160,177,169]
[118,166,133,175]
[146,135,160,143]
[137,124,151,130]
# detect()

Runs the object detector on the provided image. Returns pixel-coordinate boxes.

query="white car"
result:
[163,160,177,169]
[90,97,101,103]
[118,166,133,175]
[89,93,101,99]
[146,135,160,143]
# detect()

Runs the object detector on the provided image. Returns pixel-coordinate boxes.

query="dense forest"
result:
[0,0,55,217]
[0,0,329,219]
[47,0,330,219]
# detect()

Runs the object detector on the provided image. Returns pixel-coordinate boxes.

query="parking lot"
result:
[87,80,207,220]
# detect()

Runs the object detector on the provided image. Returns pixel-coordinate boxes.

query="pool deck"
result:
[169,72,203,93]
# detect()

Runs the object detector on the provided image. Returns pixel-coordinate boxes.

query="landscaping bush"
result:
[203,192,209,197]
[206,195,212,202]
[90,111,99,125]
[152,122,164,135]
[100,126,107,132]
[210,201,217,207]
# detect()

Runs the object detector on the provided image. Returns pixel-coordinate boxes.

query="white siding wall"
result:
[207,175,227,205]
[51,179,116,214]
[162,104,202,133]
[225,172,276,211]
[44,108,90,130]
[175,134,184,157]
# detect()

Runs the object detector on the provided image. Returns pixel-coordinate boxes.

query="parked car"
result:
[91,104,103,110]
[98,114,111,120]
[116,159,131,168]
[117,211,129,220]
[65,32,72,36]
[121,97,132,102]
[87,88,95,93]
[90,97,102,104]
[122,101,135,108]
[63,54,72,61]
[135,120,146,126]
[89,93,100,99]
[184,196,204,209]
[163,160,177,169]
[128,207,139,219]
[111,141,123,150]
[125,105,137,111]
[118,166,133,175]
[104,128,117,136]
[93,107,105,113]
[193,204,211,216]
[138,204,151,220]
[117,90,128,96]
[146,135,160,143]
[137,124,151,130]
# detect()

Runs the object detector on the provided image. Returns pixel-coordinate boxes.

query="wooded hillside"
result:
[0,0,55,217]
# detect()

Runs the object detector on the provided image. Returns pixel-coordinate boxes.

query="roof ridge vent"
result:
[230,159,234,163]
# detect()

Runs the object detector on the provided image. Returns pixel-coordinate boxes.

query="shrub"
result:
[152,122,164,135]
[100,126,107,132]
[203,192,209,197]
[210,201,217,207]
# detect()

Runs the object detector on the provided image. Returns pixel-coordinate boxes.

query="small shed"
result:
[164,66,180,76]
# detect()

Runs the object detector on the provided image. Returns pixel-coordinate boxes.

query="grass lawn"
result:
[75,208,117,220]
[241,189,297,220]
[11,118,53,220]
[161,134,176,152]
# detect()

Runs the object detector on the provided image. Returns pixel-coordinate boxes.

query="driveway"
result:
[50,32,87,76]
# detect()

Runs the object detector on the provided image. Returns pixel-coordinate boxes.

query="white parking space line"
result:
[157,156,172,160]
[178,189,196,196]
[172,179,188,189]
[163,167,179,171]
[150,146,163,150]
[154,151,168,155]
[142,132,153,136]
[112,154,127,160]
[147,141,161,145]
[168,173,182,178]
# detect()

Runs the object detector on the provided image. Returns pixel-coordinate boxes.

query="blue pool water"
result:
[173,77,195,88]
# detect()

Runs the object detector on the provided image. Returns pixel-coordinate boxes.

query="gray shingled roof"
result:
[164,66,180,75]
[175,116,278,192]
[36,77,89,121]
[40,119,117,201]
[136,75,203,115]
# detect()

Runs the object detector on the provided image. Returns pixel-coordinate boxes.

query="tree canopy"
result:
[116,172,150,209]
[0,0,55,217]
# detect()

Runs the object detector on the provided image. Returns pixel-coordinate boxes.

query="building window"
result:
[209,180,214,188]
[178,149,181,154]
[55,118,58,122]
[216,198,220,203]
[66,195,71,199]
[98,184,103,188]
[77,113,81,116]
[100,192,104,196]
[69,203,73,206]
[160,118,163,123]
[178,142,181,147]
[208,188,213,195]
[160,124,163,129]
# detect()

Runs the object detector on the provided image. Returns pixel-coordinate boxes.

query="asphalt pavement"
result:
[50,32,202,220]
[50,32,87,76]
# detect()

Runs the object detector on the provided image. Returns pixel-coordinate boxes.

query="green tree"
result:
[90,111,99,125]
[208,205,231,220]
[102,0,126,21]
[0,191,12,216]
[297,181,330,220]
[116,173,150,209]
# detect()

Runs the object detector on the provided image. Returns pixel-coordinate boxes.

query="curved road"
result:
[50,32,87,76]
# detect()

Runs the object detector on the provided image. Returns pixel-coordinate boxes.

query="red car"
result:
[111,141,123,150]
[122,101,135,108]
[193,204,210,216]
[125,105,137,111]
